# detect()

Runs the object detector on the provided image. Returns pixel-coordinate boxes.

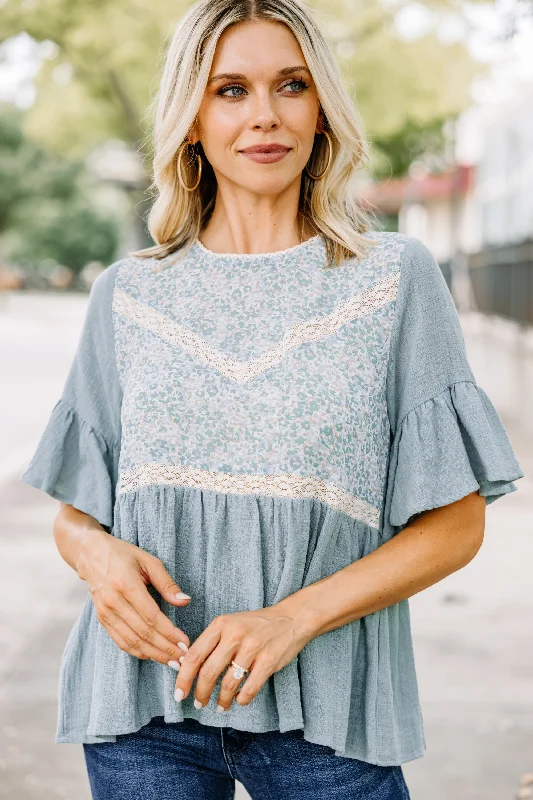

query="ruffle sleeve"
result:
[20,262,123,532]
[20,399,118,531]
[388,380,524,529]
[385,236,524,533]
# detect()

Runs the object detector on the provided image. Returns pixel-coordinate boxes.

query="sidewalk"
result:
[0,294,531,799]
[402,310,533,799]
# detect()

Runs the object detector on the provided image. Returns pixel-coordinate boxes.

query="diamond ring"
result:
[230,660,249,681]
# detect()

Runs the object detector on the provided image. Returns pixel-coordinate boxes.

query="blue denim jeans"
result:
[83,716,411,799]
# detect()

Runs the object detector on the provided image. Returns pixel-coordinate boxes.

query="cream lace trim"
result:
[112,270,400,384]
[118,463,381,528]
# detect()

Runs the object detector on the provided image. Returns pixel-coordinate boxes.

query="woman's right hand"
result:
[76,526,190,669]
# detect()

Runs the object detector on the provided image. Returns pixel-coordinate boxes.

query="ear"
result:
[315,107,326,135]
[188,117,201,146]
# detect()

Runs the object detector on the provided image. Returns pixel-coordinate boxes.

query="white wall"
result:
[399,195,478,261]
[475,83,533,247]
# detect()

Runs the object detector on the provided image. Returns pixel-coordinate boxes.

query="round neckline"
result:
[194,234,323,259]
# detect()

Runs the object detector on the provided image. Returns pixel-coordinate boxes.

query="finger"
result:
[108,593,189,663]
[104,624,149,661]
[120,579,191,649]
[141,553,191,607]
[192,643,239,709]
[97,606,179,664]
[216,655,254,713]
[174,625,223,702]
[235,659,273,707]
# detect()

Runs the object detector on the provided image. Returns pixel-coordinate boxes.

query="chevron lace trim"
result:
[112,270,400,383]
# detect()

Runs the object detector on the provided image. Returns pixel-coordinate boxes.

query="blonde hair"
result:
[131,0,379,270]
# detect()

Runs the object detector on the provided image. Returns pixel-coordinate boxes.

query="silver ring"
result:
[230,660,249,681]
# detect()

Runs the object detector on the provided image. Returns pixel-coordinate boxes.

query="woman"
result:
[21,0,524,797]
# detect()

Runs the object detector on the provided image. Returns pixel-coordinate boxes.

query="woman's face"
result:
[190,19,323,196]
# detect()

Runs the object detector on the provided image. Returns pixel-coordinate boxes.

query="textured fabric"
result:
[83,716,411,799]
[388,381,522,529]
[20,231,524,767]
[21,262,122,532]
[20,399,117,530]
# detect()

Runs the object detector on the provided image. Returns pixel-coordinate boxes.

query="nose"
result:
[249,88,281,131]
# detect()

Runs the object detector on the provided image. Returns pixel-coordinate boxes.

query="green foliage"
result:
[370,117,450,179]
[0,104,120,270]
[311,0,488,177]
[0,0,190,160]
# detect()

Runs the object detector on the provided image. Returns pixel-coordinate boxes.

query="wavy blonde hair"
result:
[132,0,379,270]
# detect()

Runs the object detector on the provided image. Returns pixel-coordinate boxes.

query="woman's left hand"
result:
[173,606,312,712]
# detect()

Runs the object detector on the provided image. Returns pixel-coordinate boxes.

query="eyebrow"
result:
[206,66,312,85]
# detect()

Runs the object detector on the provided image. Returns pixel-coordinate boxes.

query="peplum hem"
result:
[20,399,118,530]
[387,380,524,529]
[54,485,426,767]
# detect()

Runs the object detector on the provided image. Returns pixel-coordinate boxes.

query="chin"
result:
[232,173,300,195]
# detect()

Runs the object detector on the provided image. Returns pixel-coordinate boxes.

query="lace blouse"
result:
[20,231,524,766]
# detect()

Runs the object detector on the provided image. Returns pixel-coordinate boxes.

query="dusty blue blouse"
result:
[20,231,524,766]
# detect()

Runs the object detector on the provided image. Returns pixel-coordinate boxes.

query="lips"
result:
[240,144,290,154]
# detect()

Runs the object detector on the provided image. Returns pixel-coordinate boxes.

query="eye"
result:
[217,84,247,98]
[280,78,310,94]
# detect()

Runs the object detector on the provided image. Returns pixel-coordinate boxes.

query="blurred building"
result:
[361,84,533,326]
[475,82,533,248]
[468,83,533,325]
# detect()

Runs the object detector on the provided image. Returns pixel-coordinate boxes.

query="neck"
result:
[198,177,314,255]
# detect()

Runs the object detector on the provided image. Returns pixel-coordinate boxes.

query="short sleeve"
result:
[385,236,524,531]
[20,262,123,531]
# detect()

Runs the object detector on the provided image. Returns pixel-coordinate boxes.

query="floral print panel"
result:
[112,233,410,527]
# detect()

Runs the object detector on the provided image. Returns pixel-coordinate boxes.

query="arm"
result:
[275,489,485,638]
[53,502,109,575]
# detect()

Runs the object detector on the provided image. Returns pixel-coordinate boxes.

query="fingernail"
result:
[174,687,184,702]
[179,655,185,663]
[216,704,225,713]
[178,642,188,653]
[193,698,203,709]
[168,660,181,671]
[175,592,191,600]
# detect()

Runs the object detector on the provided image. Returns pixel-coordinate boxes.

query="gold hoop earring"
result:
[305,130,332,180]
[177,141,202,192]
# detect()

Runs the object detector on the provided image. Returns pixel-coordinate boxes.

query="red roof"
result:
[359,164,475,213]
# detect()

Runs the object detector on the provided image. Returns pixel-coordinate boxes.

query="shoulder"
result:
[388,233,463,355]
[338,231,410,286]
[91,255,145,295]
[386,234,461,363]
[348,232,437,296]
[374,234,452,311]
[80,256,149,340]
[88,254,159,311]
[364,232,439,269]
[397,235,443,283]
[88,257,126,306]
[112,251,184,300]
[354,230,413,276]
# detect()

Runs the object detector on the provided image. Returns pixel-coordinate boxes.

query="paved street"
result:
[0,291,532,799]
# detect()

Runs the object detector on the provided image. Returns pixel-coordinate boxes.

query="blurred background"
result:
[1,0,532,798]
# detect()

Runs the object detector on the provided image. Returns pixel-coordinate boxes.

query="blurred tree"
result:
[0,104,120,271]
[312,0,488,178]
[0,0,191,167]
[0,0,491,182]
